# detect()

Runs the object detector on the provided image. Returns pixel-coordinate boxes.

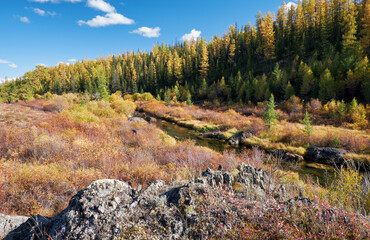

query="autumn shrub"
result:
[329,166,366,213]
[108,91,123,103]
[62,104,99,123]
[307,98,322,113]
[110,99,136,117]
[43,95,70,112]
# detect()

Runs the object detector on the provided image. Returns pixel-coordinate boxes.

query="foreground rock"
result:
[4,164,285,240]
[305,147,348,166]
[128,117,146,123]
[228,131,254,146]
[198,130,223,139]
[273,149,304,162]
[0,214,28,238]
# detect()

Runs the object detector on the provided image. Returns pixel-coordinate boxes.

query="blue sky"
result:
[0,0,296,80]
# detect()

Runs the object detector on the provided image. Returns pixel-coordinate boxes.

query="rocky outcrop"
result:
[228,131,254,146]
[145,116,157,123]
[0,214,28,238]
[4,164,285,240]
[128,117,146,123]
[198,130,223,139]
[273,149,304,162]
[305,147,348,166]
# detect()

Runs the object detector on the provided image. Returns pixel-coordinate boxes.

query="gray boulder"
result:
[4,164,285,240]
[128,117,146,123]
[0,214,28,238]
[305,147,348,166]
[273,149,304,162]
[199,130,223,139]
[228,131,253,146]
[145,116,157,123]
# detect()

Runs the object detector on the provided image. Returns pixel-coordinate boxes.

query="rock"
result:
[228,131,253,146]
[128,117,146,123]
[4,165,285,240]
[273,149,304,162]
[305,147,348,166]
[145,116,157,123]
[0,214,28,238]
[199,130,223,139]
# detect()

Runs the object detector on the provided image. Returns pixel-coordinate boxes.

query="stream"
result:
[153,117,335,186]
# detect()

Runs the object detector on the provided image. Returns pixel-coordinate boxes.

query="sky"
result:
[0,0,297,81]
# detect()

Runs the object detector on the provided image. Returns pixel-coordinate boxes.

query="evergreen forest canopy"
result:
[1,0,369,104]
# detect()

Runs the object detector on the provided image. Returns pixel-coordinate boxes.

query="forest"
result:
[1,0,369,105]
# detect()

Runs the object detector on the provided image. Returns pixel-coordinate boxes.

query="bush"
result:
[110,99,136,117]
[43,95,70,112]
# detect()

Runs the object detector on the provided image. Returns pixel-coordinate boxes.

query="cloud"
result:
[19,16,30,23]
[0,59,18,68]
[37,63,47,67]
[30,7,56,16]
[68,59,77,62]
[87,0,115,13]
[32,8,45,16]
[181,29,201,41]
[78,12,134,27]
[0,59,10,64]
[130,27,160,38]
[286,2,298,9]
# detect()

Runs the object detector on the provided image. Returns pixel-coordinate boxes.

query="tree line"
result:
[1,0,369,104]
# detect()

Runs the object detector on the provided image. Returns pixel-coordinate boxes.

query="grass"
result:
[137,100,370,157]
[0,93,369,239]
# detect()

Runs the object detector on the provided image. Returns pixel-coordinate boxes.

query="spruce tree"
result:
[263,94,279,129]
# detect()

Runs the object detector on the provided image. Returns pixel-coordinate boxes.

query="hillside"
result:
[0,0,369,105]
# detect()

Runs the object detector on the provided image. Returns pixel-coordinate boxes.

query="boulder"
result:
[4,164,285,240]
[0,214,28,238]
[128,117,146,123]
[228,131,253,146]
[145,116,157,123]
[198,130,223,139]
[305,147,348,166]
[273,149,304,162]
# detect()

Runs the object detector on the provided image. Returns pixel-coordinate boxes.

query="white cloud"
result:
[87,0,115,13]
[32,8,45,16]
[78,12,134,27]
[0,59,10,64]
[47,11,57,16]
[68,59,77,62]
[131,27,160,38]
[37,63,47,67]
[181,29,201,41]
[286,2,298,9]
[0,59,18,68]
[19,16,30,23]
[58,61,71,65]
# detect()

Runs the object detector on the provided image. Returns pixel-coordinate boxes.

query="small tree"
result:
[156,94,161,101]
[301,110,313,137]
[263,94,279,129]
[164,90,171,106]
[186,94,193,106]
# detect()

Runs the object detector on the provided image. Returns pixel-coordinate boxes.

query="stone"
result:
[305,147,348,166]
[145,116,157,123]
[4,165,286,240]
[128,117,146,123]
[0,214,28,238]
[199,130,223,139]
[228,131,254,146]
[273,149,304,162]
